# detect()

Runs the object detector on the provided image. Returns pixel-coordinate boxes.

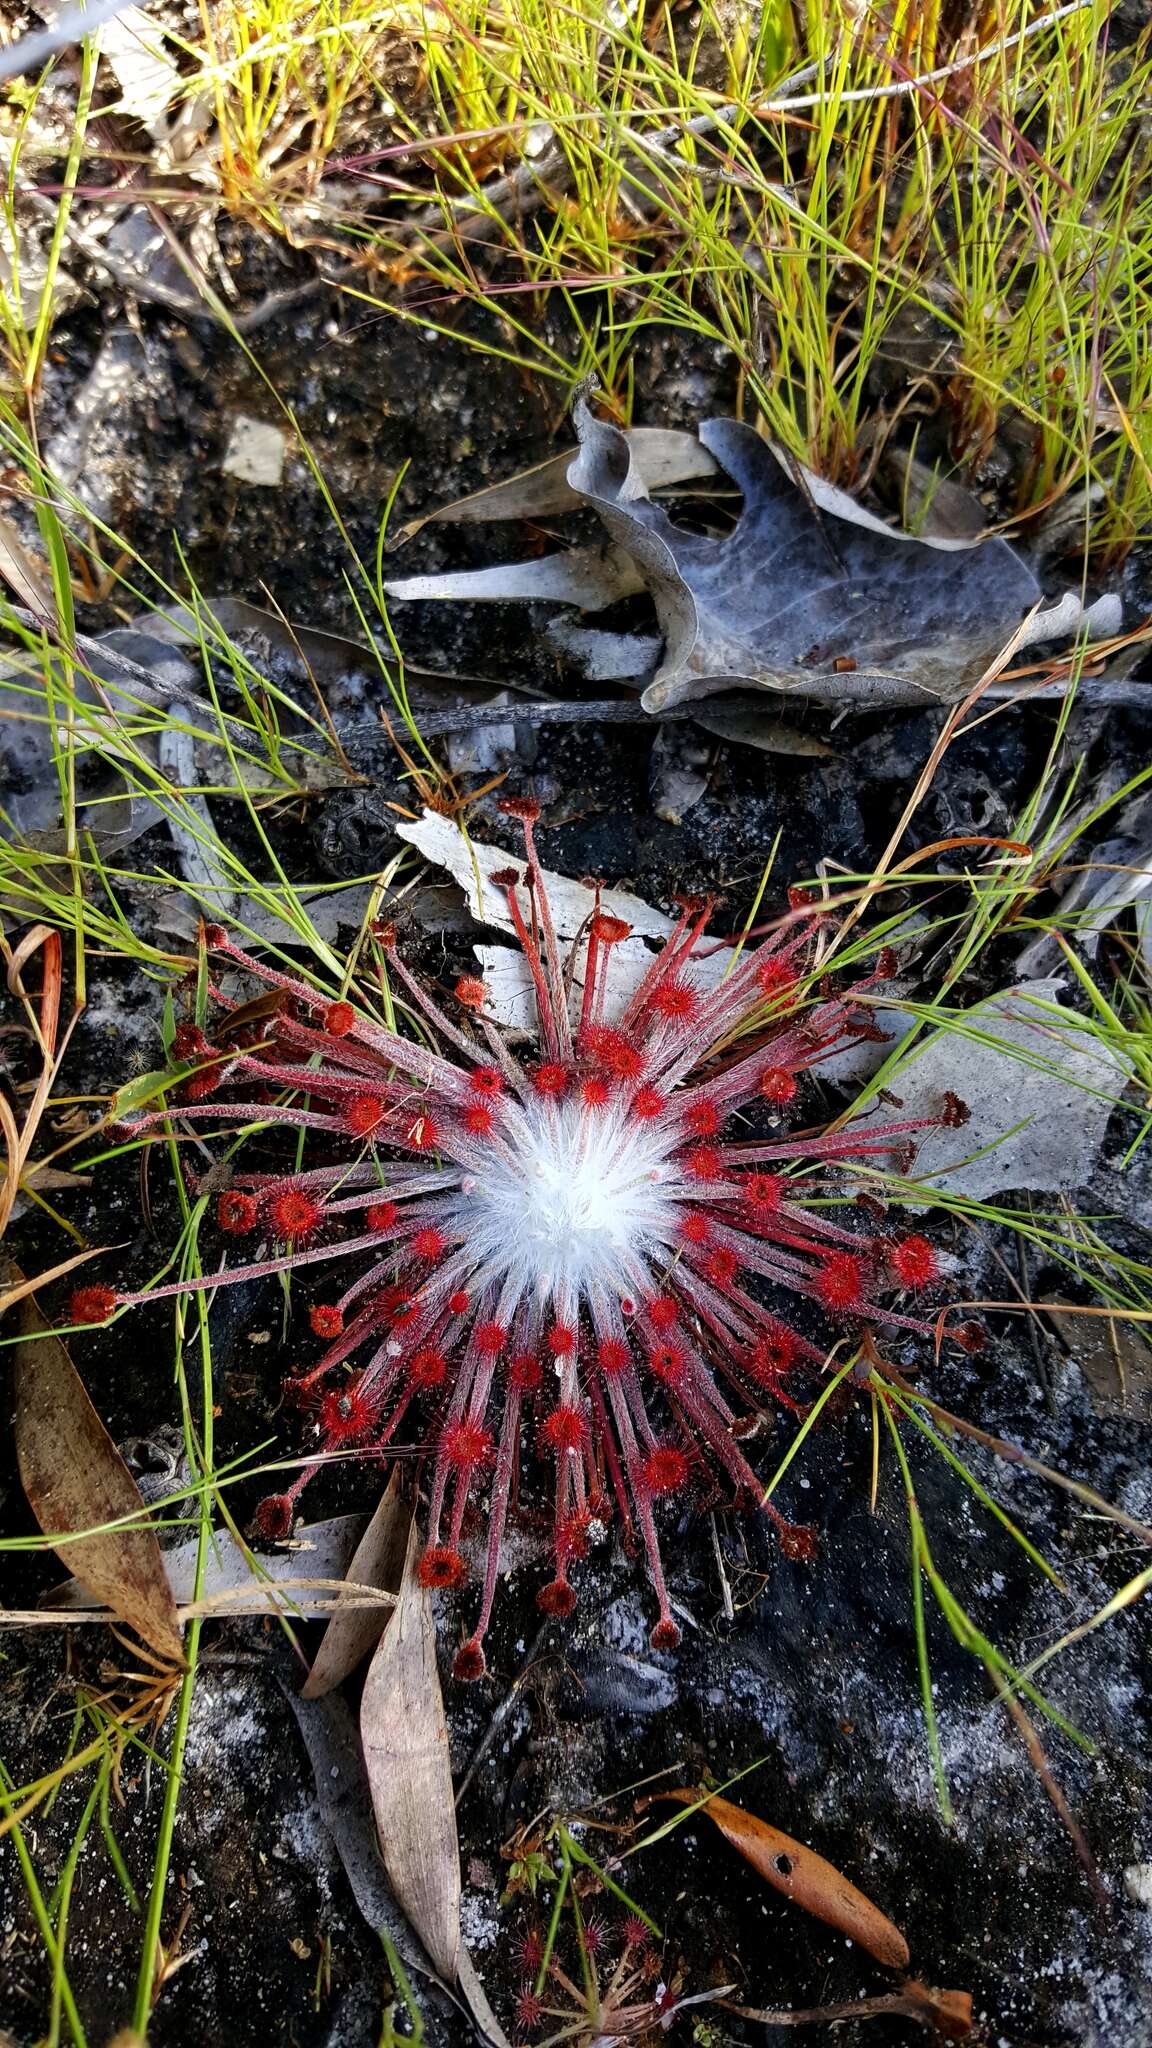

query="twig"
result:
[390,674,1150,740]
[999,1688,1107,1911]
[394,58,822,256]
[0,0,136,84]
[453,1620,554,1807]
[709,1512,735,1622]
[753,0,1095,114]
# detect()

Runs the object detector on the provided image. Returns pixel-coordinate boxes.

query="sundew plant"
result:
[77,801,973,1678]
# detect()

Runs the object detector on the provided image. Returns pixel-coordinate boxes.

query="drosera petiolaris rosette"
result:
[80,800,972,1677]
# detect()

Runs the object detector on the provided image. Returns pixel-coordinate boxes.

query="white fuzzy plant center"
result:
[455,1096,680,1307]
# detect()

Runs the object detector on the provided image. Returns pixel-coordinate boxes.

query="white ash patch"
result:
[459,1889,501,1951]
[222,415,287,486]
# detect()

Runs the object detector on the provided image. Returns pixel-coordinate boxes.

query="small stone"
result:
[1123,1863,1152,1909]
[222,415,286,486]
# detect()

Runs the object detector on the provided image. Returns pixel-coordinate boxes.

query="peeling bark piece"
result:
[379,403,1117,716]
[656,1789,910,1971]
[11,1278,184,1667]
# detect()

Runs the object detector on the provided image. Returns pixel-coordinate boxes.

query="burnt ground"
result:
[1,238,1152,2048]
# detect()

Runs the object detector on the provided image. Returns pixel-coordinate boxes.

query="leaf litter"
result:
[393,806,735,1033]
[8,1267,184,1668]
[861,978,1132,1202]
[360,1507,462,1983]
[30,1512,393,1624]
[301,1472,411,1698]
[646,1787,910,1972]
[383,400,1122,716]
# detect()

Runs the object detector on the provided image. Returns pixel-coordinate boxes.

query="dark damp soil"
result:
[2,233,1152,2048]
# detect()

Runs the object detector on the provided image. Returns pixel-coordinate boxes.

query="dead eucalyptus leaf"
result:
[301,1473,411,1697]
[361,1514,462,1981]
[286,1684,509,2044]
[286,1686,445,1979]
[390,424,719,544]
[653,1789,910,1971]
[10,1275,184,1667]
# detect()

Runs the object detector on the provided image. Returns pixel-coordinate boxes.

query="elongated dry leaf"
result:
[656,1790,910,1971]
[389,424,720,545]
[11,1277,184,1667]
[361,1515,461,1981]
[0,507,54,616]
[0,1245,104,1319]
[302,1474,410,1697]
[287,1683,509,2044]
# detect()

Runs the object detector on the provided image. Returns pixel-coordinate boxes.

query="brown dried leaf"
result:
[10,1277,184,1669]
[0,507,54,617]
[360,1514,461,1981]
[655,1789,910,1972]
[0,1245,105,1320]
[301,1473,410,1697]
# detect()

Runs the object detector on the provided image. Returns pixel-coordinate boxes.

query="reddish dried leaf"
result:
[301,1473,409,1698]
[11,1277,184,1668]
[655,1789,910,1972]
[360,1515,461,1981]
